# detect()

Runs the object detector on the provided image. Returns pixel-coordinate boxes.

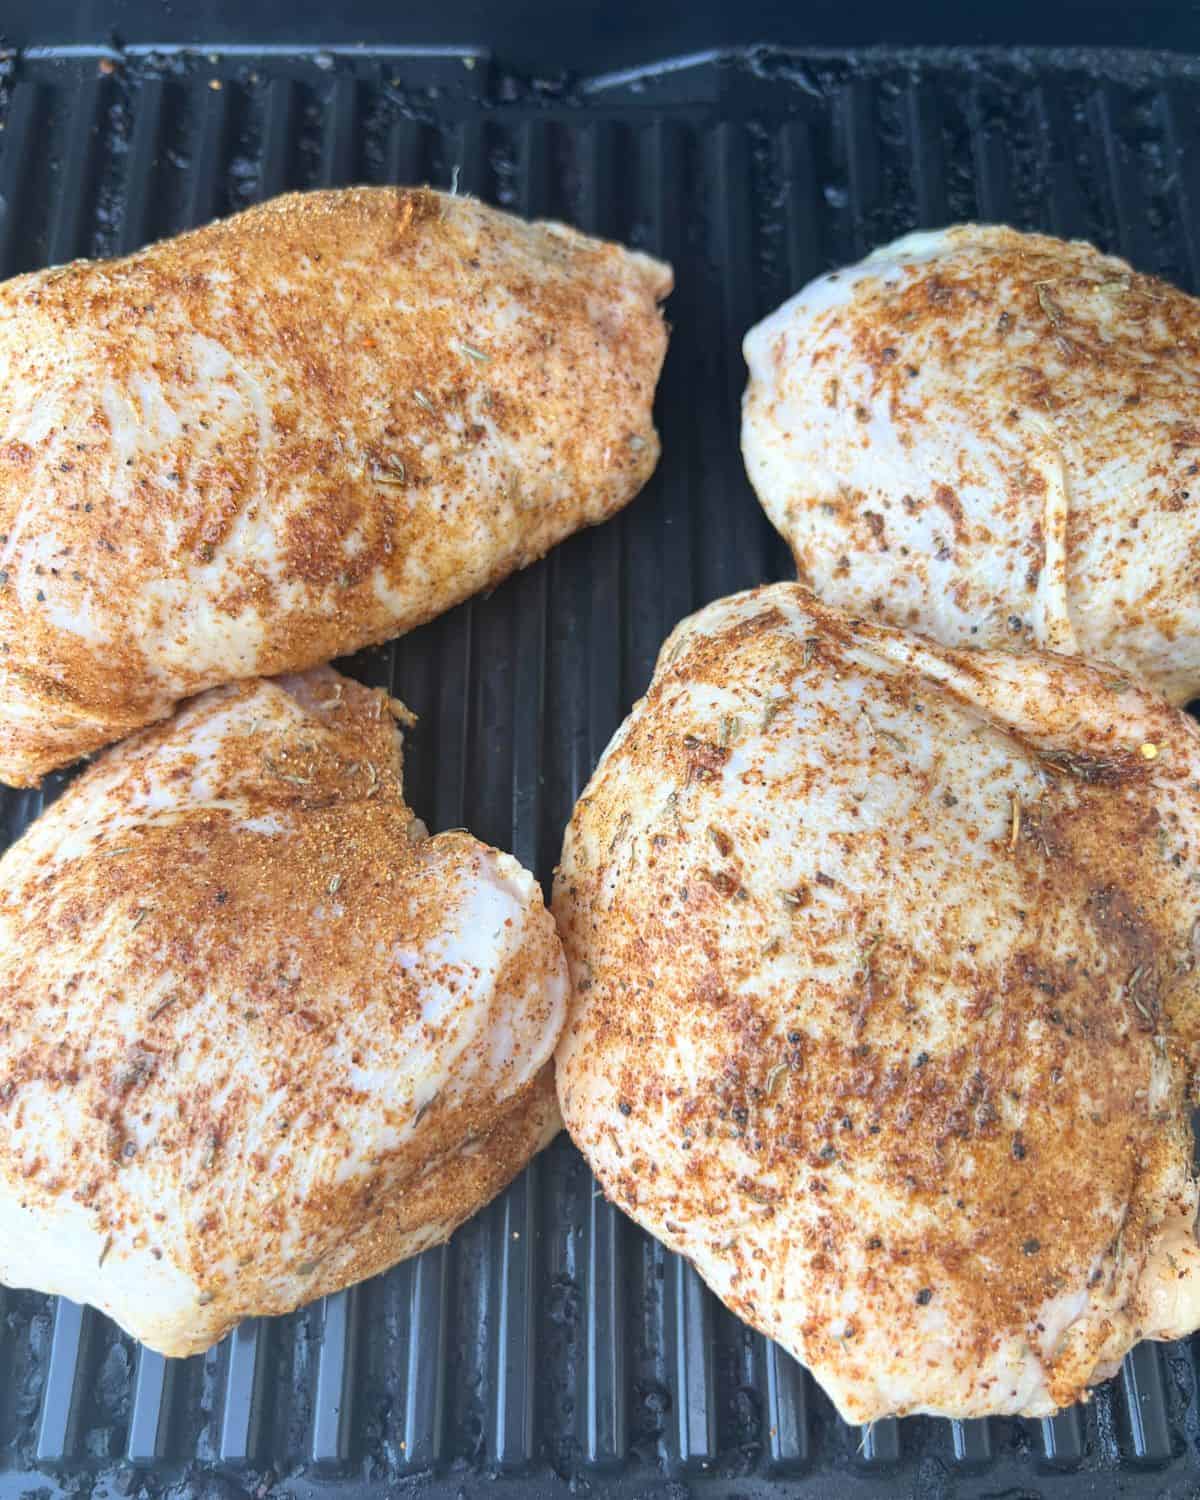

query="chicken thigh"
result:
[555,583,1200,1422]
[742,226,1200,702]
[0,186,671,785]
[0,667,565,1356]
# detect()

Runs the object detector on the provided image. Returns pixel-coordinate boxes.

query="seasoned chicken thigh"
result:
[742,226,1200,702]
[555,584,1200,1423]
[0,667,565,1356]
[0,186,671,785]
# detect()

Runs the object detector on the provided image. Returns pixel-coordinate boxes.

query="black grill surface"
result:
[2,40,1200,1500]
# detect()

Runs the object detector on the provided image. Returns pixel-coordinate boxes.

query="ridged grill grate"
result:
[1,42,1199,1499]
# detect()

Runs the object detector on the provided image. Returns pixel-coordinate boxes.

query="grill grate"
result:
[1,42,1200,1500]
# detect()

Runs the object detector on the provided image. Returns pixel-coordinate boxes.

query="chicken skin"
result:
[0,667,565,1356]
[0,186,671,785]
[555,584,1200,1423]
[742,226,1200,703]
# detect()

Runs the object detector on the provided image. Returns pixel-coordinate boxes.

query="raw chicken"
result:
[742,225,1200,703]
[0,666,565,1356]
[555,583,1200,1422]
[0,186,671,785]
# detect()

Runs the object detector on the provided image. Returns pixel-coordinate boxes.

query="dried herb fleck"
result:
[1036,282,1064,326]
[707,825,733,858]
[263,755,312,786]
[371,458,407,486]
[1124,963,1158,1027]
[413,1091,440,1127]
[858,928,883,973]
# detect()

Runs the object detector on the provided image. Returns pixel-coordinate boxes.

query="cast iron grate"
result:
[0,40,1199,1500]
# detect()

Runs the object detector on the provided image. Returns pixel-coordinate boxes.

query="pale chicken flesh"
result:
[0,667,565,1356]
[555,584,1200,1423]
[742,225,1200,703]
[0,186,672,785]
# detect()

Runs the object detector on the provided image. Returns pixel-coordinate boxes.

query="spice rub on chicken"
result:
[0,186,672,785]
[743,226,1200,703]
[555,583,1200,1423]
[0,667,565,1355]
